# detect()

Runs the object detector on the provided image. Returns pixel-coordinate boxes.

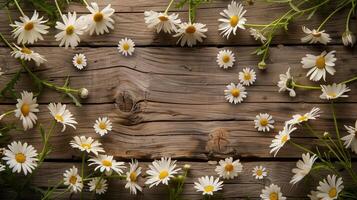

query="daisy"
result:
[290,153,317,185]
[144,11,181,33]
[316,175,343,200]
[215,157,243,179]
[88,177,108,194]
[10,10,49,44]
[301,51,336,82]
[239,67,256,86]
[194,176,223,196]
[174,22,208,47]
[72,53,87,70]
[85,2,115,35]
[48,103,77,132]
[341,120,357,153]
[224,83,247,104]
[55,12,86,49]
[342,31,356,47]
[252,165,267,179]
[260,184,286,200]
[2,141,38,175]
[11,44,46,66]
[88,154,125,174]
[277,68,296,97]
[287,107,321,125]
[118,38,135,56]
[15,91,39,131]
[125,160,143,195]
[301,26,331,45]
[270,124,297,157]
[94,117,112,136]
[63,166,83,193]
[218,1,247,38]
[249,28,267,43]
[320,83,350,100]
[216,49,235,69]
[145,157,181,188]
[254,113,274,132]
[70,136,105,155]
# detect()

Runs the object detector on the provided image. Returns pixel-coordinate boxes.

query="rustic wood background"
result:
[1,0,357,199]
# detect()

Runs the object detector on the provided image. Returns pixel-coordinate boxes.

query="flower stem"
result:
[164,0,175,14]
[288,140,315,155]
[54,0,63,17]
[340,76,357,85]
[41,180,64,200]
[317,0,350,31]
[292,82,321,90]
[13,0,25,17]
[188,0,192,24]
[81,0,89,7]
[345,2,356,31]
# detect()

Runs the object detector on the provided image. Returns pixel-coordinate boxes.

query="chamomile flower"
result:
[301,51,336,82]
[85,2,115,35]
[252,165,267,179]
[287,107,321,125]
[11,44,46,66]
[316,175,343,200]
[70,136,105,155]
[270,124,297,157]
[239,68,256,86]
[10,10,49,44]
[320,83,350,100]
[254,113,274,132]
[15,91,39,131]
[194,176,223,196]
[144,11,181,33]
[215,157,242,179]
[48,103,77,132]
[125,160,143,195]
[63,166,83,193]
[94,117,112,136]
[88,177,108,194]
[88,154,125,174]
[174,22,208,47]
[224,83,247,104]
[301,26,331,45]
[277,68,296,97]
[290,153,317,185]
[249,28,267,43]
[72,53,87,70]
[218,1,247,38]
[118,38,135,56]
[342,31,356,47]
[55,12,86,49]
[260,184,286,200]
[216,49,235,69]
[145,157,181,188]
[341,120,357,154]
[3,141,38,175]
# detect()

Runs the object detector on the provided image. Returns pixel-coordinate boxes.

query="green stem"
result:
[81,0,89,7]
[164,0,175,14]
[345,2,356,31]
[41,180,64,200]
[289,140,315,155]
[0,32,15,50]
[340,76,357,85]
[39,121,57,163]
[317,0,349,31]
[0,110,15,119]
[188,0,192,23]
[13,0,25,16]
[292,82,321,90]
[54,0,63,16]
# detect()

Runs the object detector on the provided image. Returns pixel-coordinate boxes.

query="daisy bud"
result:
[323,132,329,138]
[105,170,113,176]
[79,88,89,99]
[342,31,356,47]
[176,175,185,181]
[183,164,191,171]
[258,61,266,70]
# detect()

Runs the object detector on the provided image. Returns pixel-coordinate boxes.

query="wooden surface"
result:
[0,0,356,199]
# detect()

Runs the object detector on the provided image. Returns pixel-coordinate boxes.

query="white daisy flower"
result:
[0,163,5,172]
[290,153,317,185]
[85,2,115,35]
[218,1,247,38]
[118,38,135,56]
[174,22,208,47]
[145,157,181,188]
[287,107,321,125]
[301,51,337,82]
[72,53,87,70]
[55,12,86,49]
[308,190,320,200]
[215,157,242,179]
[342,31,356,47]
[93,117,112,136]
[216,49,235,69]
[341,120,357,154]
[252,165,267,179]
[11,44,46,66]
[2,141,38,175]
[194,176,223,196]
[224,83,247,104]
[63,166,83,193]
[277,67,296,97]
[239,67,256,86]
[320,83,350,100]
[316,175,343,200]
[260,184,286,200]
[125,160,143,195]
[254,113,274,132]
[301,26,331,45]
[249,28,267,43]
[88,177,108,195]
[144,11,181,34]
[70,136,105,155]
[10,10,49,44]
[88,154,125,174]
[270,124,297,157]
[15,91,39,131]
[48,103,77,132]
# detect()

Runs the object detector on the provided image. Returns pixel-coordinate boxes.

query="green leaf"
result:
[66,93,82,107]
[289,1,301,12]
[0,68,22,99]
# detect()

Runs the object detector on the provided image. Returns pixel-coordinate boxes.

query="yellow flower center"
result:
[96,183,102,189]
[185,25,196,34]
[93,12,104,22]
[256,169,263,176]
[315,56,326,69]
[129,172,137,182]
[328,187,337,198]
[327,92,337,98]
[204,185,214,193]
[21,103,30,116]
[99,122,107,130]
[102,160,112,167]
[66,25,75,35]
[55,114,64,122]
[159,170,169,180]
[222,55,230,63]
[260,118,268,126]
[123,43,130,51]
[298,115,308,122]
[230,15,239,27]
[24,22,34,31]
[81,143,91,149]
[76,58,82,64]
[21,47,32,54]
[158,16,169,21]
[231,88,240,97]
[244,73,251,80]
[281,135,288,143]
[15,153,26,163]
[269,192,278,200]
[69,175,77,184]
[224,163,234,172]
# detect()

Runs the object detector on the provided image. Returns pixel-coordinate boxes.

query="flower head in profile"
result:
[145,157,181,188]
[85,2,115,35]
[316,175,343,200]
[15,91,39,131]
[270,124,297,157]
[252,165,267,179]
[216,49,235,69]
[215,157,242,179]
[94,117,113,136]
[320,83,350,100]
[342,31,356,47]
[194,176,223,196]
[118,38,135,56]
[125,160,143,195]
[88,177,108,194]
[48,103,77,132]
[70,136,105,155]
[72,53,87,70]
[290,153,317,185]
[63,166,83,193]
[224,83,247,104]
[260,184,286,200]
[144,11,181,34]
[277,68,296,97]
[254,113,274,132]
[174,22,208,47]
[218,1,247,38]
[301,26,331,45]
[239,68,256,86]
[287,107,321,125]
[89,154,125,174]
[249,28,267,43]
[55,12,86,49]
[341,120,357,154]
[301,50,336,82]
[11,44,46,66]
[10,10,49,44]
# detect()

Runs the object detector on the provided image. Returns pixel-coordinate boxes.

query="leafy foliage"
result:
[176,0,211,22]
